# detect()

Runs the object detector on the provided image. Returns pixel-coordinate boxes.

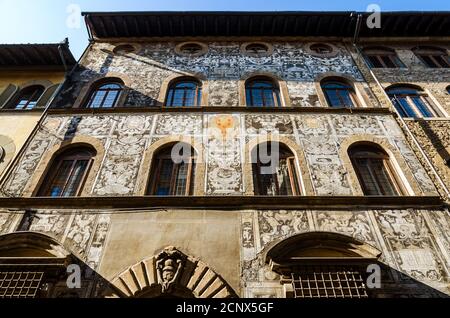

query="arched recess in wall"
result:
[239,72,291,107]
[244,135,313,196]
[105,246,237,298]
[263,232,382,298]
[135,136,205,196]
[158,73,209,107]
[0,135,16,176]
[22,136,105,197]
[315,72,373,108]
[73,73,132,109]
[0,232,73,298]
[339,135,423,196]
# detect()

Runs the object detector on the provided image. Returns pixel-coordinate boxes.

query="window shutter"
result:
[36,84,59,108]
[0,84,18,109]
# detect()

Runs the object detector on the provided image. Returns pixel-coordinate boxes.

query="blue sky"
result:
[1,0,449,59]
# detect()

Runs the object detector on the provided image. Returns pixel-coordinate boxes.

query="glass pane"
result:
[63,160,89,197]
[263,89,275,106]
[174,163,188,195]
[367,55,383,68]
[325,89,341,107]
[370,160,398,196]
[411,96,433,117]
[390,96,417,118]
[88,91,106,108]
[338,90,355,107]
[381,56,396,68]
[354,158,380,195]
[277,158,293,195]
[48,160,74,197]
[102,90,119,108]
[434,55,450,68]
[421,55,438,68]
[155,159,173,195]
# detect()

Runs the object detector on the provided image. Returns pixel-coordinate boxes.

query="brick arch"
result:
[339,134,424,196]
[73,72,132,108]
[158,73,209,106]
[135,135,205,196]
[315,72,373,108]
[239,71,291,107]
[23,135,105,197]
[107,246,237,298]
[244,135,314,195]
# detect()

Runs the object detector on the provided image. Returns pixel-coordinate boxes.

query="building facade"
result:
[0,12,449,298]
[0,41,76,180]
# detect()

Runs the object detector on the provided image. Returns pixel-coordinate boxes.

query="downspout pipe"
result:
[350,13,450,200]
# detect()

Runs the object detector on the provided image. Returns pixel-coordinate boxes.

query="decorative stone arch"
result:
[135,135,205,196]
[244,135,314,196]
[157,73,209,106]
[0,231,72,259]
[0,134,16,177]
[23,135,105,197]
[73,72,132,108]
[263,231,382,271]
[315,72,373,108]
[262,231,382,298]
[239,71,291,107]
[106,246,237,298]
[339,134,423,196]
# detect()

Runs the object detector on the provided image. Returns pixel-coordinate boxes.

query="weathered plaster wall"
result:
[348,42,450,198]
[0,113,437,197]
[241,208,450,297]
[54,41,377,108]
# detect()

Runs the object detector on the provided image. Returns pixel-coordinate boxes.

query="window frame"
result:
[252,143,301,196]
[363,48,404,68]
[84,81,124,109]
[37,149,94,197]
[245,78,282,107]
[321,80,359,108]
[10,85,45,110]
[349,145,405,196]
[165,79,202,107]
[413,47,450,68]
[147,145,196,196]
[386,86,443,118]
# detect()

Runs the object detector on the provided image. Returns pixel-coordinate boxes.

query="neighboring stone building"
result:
[0,11,449,298]
[0,41,76,180]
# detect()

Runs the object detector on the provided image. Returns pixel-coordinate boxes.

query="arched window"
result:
[165,79,202,107]
[37,147,95,197]
[413,46,450,68]
[349,144,403,196]
[10,85,44,110]
[321,79,358,108]
[446,86,450,94]
[363,47,404,68]
[245,77,281,107]
[386,85,442,118]
[85,80,123,108]
[252,142,300,196]
[265,232,382,298]
[147,143,196,196]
